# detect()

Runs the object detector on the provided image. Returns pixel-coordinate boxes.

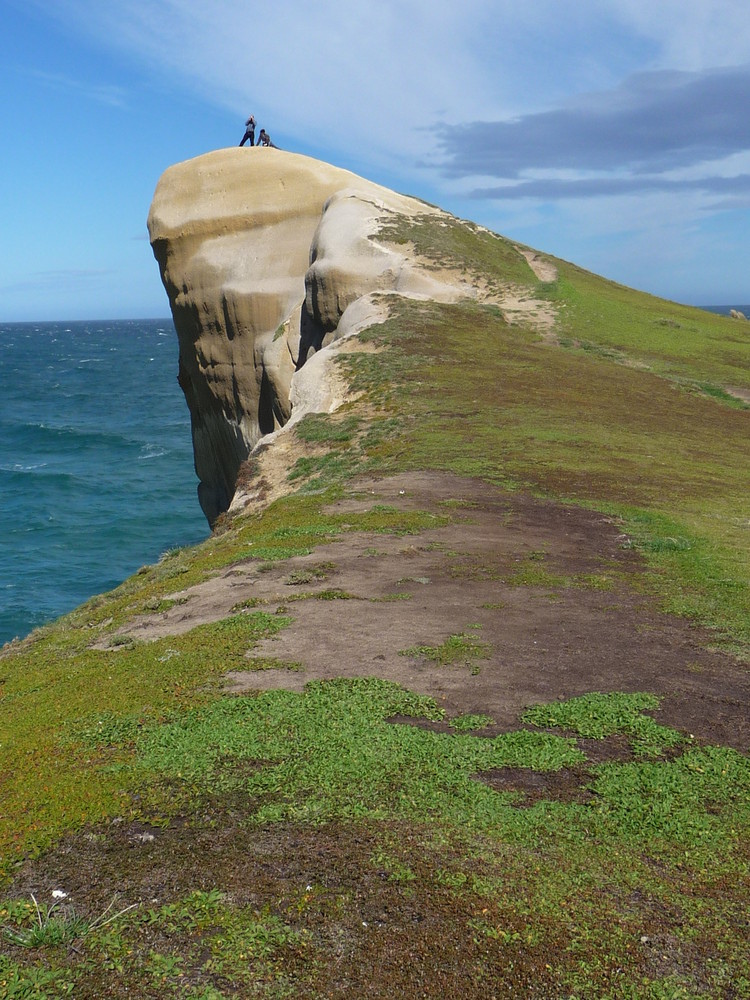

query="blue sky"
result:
[2,0,749,321]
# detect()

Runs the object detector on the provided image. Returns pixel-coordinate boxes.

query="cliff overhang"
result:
[148,149,478,525]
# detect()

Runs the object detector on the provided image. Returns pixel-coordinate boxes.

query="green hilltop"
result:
[1,211,748,998]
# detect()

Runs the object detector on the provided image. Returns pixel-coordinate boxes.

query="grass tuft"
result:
[522,691,684,757]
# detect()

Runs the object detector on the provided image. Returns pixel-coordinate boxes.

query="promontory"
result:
[0,146,747,998]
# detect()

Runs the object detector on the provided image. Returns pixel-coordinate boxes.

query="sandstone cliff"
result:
[148,148,475,525]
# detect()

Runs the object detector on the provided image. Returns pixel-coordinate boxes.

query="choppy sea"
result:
[0,319,207,646]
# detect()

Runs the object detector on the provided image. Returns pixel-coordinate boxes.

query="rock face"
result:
[148,148,470,525]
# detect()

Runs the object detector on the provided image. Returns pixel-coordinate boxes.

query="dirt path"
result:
[517,248,558,284]
[121,472,749,750]
[494,247,558,337]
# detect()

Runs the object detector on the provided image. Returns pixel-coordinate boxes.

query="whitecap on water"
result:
[139,443,167,460]
[3,461,50,472]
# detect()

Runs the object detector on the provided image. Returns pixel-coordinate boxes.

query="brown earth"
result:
[119,471,749,750]
[5,815,601,999]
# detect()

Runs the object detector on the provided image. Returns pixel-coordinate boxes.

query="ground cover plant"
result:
[1,681,748,997]
[1,210,748,997]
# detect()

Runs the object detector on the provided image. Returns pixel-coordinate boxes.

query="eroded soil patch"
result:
[478,764,596,807]
[4,813,571,998]
[0,807,712,1000]
[111,472,749,749]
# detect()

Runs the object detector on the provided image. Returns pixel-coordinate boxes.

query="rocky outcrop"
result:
[148,149,473,525]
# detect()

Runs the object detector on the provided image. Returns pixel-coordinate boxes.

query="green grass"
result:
[122,678,582,828]
[3,681,748,995]
[589,512,743,639]
[400,629,491,674]
[294,412,362,444]
[0,890,305,998]
[0,611,295,872]
[450,713,495,732]
[332,287,750,650]
[283,562,336,585]
[378,212,538,290]
[522,691,685,758]
[2,895,136,950]
[31,677,743,852]
[549,261,750,391]
[1,680,748,996]
[590,744,749,846]
[0,494,451,875]
[2,206,750,997]
[243,656,304,672]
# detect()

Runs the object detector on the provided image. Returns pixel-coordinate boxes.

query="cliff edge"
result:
[148,148,475,525]
[3,140,749,1000]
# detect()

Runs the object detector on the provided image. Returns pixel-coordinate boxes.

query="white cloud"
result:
[606,0,750,69]
[37,0,508,162]
[30,69,127,108]
[437,62,750,216]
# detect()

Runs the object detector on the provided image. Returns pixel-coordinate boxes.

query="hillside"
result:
[1,150,748,999]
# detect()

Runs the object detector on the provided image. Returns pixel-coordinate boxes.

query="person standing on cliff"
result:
[239,114,256,146]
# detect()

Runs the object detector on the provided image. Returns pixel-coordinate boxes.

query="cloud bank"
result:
[439,65,750,203]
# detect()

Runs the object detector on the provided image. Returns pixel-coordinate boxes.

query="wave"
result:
[138,443,168,460]
[4,420,138,452]
[0,460,49,473]
[0,463,82,480]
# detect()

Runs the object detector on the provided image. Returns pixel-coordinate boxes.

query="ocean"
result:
[0,319,208,646]
[703,304,750,316]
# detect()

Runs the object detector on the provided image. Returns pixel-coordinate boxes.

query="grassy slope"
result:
[0,214,748,999]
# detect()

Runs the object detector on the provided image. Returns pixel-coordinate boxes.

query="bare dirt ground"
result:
[9,472,749,998]
[517,248,558,284]
[121,471,749,750]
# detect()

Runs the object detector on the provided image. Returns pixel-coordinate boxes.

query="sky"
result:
[2,0,749,321]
